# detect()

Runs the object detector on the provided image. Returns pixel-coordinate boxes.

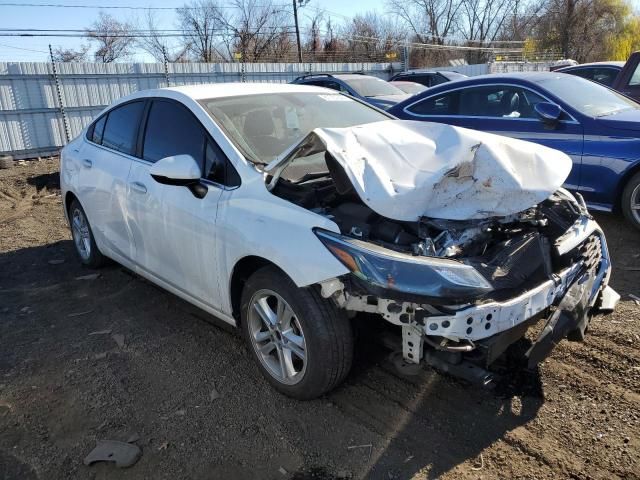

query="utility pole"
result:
[293,0,302,63]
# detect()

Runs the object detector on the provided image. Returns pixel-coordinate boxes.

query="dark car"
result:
[388,72,640,229]
[389,70,468,87]
[556,61,625,87]
[291,73,410,110]
[389,80,428,95]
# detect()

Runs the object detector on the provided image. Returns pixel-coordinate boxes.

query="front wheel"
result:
[240,266,353,399]
[622,172,640,231]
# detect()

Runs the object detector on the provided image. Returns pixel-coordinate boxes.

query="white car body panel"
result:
[61,84,350,325]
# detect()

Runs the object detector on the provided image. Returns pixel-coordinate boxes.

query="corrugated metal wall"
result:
[0,61,400,158]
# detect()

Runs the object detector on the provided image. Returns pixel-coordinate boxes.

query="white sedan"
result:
[61,83,617,399]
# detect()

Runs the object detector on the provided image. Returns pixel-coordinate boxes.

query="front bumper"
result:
[418,217,615,343]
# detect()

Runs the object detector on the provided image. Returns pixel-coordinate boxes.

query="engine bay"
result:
[272,163,585,295]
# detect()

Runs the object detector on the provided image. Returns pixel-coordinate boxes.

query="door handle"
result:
[130,181,147,194]
[82,159,92,168]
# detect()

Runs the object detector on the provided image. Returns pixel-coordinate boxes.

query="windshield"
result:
[538,75,640,117]
[200,92,390,164]
[344,76,406,97]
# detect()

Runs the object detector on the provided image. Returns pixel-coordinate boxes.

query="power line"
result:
[0,2,290,10]
[0,42,49,53]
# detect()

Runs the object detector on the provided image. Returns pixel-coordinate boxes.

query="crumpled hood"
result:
[267,120,572,221]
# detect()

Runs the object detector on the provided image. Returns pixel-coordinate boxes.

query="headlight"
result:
[315,229,492,299]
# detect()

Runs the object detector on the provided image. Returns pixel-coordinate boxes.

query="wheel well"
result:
[615,162,640,212]
[229,256,278,321]
[64,191,78,215]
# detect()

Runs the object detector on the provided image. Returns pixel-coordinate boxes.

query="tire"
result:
[240,266,353,400]
[68,199,106,268]
[621,171,640,231]
[0,155,12,169]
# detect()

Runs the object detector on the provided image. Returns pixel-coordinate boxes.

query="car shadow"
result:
[26,171,60,192]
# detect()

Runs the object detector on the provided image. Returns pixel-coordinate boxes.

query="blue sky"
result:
[0,0,378,62]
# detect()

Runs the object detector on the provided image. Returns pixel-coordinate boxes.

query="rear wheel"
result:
[622,172,640,231]
[240,266,353,399]
[69,199,106,268]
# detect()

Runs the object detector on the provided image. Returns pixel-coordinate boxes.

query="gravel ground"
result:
[0,158,638,480]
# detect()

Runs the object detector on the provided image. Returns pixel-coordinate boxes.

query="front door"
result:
[126,99,227,306]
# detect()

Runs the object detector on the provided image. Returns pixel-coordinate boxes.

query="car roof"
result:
[433,71,570,83]
[388,71,584,111]
[126,82,332,102]
[559,61,625,69]
[389,80,423,85]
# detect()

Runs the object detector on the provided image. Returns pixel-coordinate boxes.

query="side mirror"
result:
[534,102,562,126]
[150,154,200,186]
[149,154,207,198]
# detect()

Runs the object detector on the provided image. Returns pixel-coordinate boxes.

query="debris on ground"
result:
[158,441,169,451]
[83,440,142,468]
[111,334,125,349]
[209,386,221,401]
[89,329,112,336]
[76,273,101,281]
[629,294,640,306]
[67,310,93,318]
[279,466,288,475]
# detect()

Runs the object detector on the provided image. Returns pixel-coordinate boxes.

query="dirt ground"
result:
[0,157,638,480]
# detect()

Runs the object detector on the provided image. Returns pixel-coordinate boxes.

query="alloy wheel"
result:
[247,289,307,385]
[631,183,640,225]
[71,207,91,261]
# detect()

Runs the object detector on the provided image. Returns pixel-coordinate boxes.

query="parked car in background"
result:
[60,82,618,400]
[389,80,428,95]
[389,72,640,230]
[610,51,640,102]
[389,70,468,87]
[291,73,410,109]
[556,61,625,87]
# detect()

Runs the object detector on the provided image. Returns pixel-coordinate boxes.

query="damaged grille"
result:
[580,234,603,272]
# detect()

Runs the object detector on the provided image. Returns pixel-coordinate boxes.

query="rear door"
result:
[77,100,145,260]
[126,98,237,306]
[400,84,584,190]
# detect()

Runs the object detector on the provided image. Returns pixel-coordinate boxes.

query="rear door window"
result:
[101,101,145,156]
[89,115,106,144]
[407,91,460,115]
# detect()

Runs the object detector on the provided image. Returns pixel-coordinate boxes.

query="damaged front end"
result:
[267,120,619,384]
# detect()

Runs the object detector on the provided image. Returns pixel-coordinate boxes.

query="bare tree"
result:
[458,0,518,62]
[531,0,630,62]
[137,10,189,62]
[387,0,463,64]
[86,12,135,63]
[221,0,296,62]
[51,45,89,63]
[177,0,227,62]
[341,11,406,61]
[304,9,324,59]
